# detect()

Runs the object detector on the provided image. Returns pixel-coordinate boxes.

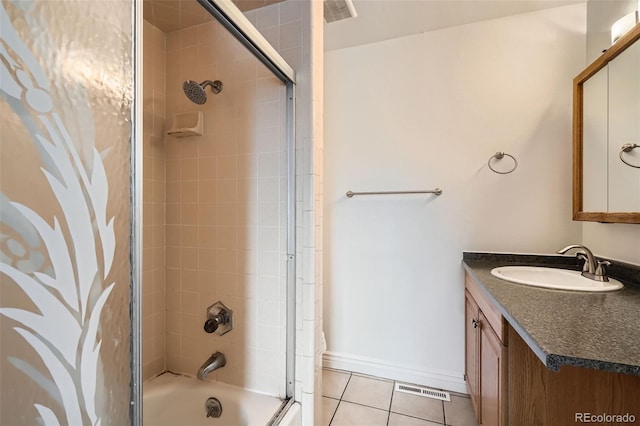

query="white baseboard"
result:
[322,351,468,394]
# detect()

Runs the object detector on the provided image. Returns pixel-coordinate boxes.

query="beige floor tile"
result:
[391,391,445,424]
[388,413,443,426]
[331,401,389,426]
[341,374,394,410]
[322,397,340,426]
[323,369,351,399]
[444,395,477,426]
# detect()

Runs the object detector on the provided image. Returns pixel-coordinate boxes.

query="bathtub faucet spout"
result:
[197,351,226,380]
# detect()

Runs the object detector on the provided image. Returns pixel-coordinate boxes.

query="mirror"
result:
[574,23,640,223]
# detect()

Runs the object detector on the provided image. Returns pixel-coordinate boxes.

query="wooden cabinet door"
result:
[479,311,506,426]
[465,291,480,418]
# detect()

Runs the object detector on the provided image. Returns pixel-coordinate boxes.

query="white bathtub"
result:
[143,373,284,426]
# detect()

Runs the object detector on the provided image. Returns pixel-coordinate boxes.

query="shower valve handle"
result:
[203,301,233,336]
[204,318,219,333]
[204,310,229,333]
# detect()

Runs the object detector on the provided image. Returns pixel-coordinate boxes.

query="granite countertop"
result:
[462,252,640,376]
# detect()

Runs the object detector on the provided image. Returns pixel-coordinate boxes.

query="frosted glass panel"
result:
[0,0,133,424]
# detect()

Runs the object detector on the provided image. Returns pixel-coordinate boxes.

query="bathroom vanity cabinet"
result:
[462,254,640,426]
[506,325,640,425]
[464,275,507,426]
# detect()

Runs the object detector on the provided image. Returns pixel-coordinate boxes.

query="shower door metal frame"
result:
[197,0,296,83]
[131,1,298,422]
[194,0,297,401]
[193,0,298,402]
[132,0,143,424]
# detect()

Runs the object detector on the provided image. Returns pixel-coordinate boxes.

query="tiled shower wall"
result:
[163,19,288,397]
[142,20,167,381]
[141,0,322,410]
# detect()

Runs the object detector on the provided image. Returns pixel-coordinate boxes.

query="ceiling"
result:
[143,0,285,33]
[324,0,587,51]
[144,0,587,49]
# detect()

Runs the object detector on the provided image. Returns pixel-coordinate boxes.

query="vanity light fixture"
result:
[611,10,638,44]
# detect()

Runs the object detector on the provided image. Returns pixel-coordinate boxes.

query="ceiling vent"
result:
[324,0,357,23]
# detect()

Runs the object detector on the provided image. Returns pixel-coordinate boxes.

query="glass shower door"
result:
[0,0,135,424]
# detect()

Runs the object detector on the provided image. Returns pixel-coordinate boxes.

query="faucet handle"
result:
[204,318,220,333]
[576,253,590,272]
[205,301,233,336]
[595,260,611,282]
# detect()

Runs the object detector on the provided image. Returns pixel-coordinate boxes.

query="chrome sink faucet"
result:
[197,351,226,380]
[557,244,610,282]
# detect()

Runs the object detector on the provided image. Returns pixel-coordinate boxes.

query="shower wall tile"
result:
[257,5,279,28]
[198,22,217,44]
[162,15,288,398]
[180,25,199,48]
[280,20,302,51]
[280,0,302,25]
[143,0,320,408]
[143,20,167,382]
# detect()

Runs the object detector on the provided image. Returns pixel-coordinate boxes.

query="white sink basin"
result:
[490,266,623,292]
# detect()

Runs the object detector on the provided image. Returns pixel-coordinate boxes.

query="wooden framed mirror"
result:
[573,23,640,223]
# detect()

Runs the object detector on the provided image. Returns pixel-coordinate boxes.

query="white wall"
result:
[323,4,585,392]
[582,0,640,265]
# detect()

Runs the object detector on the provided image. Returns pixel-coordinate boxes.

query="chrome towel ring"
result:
[619,143,640,169]
[488,152,518,174]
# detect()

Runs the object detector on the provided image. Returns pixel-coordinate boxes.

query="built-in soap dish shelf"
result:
[167,111,203,137]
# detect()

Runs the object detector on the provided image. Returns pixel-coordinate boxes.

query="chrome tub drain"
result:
[205,397,222,418]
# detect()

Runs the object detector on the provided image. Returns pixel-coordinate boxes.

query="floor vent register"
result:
[395,383,451,401]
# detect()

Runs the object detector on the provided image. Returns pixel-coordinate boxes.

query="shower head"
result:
[183,79,223,105]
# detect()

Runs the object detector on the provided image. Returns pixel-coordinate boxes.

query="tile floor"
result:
[322,368,477,426]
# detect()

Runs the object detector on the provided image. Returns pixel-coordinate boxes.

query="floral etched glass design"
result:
[0,0,133,424]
